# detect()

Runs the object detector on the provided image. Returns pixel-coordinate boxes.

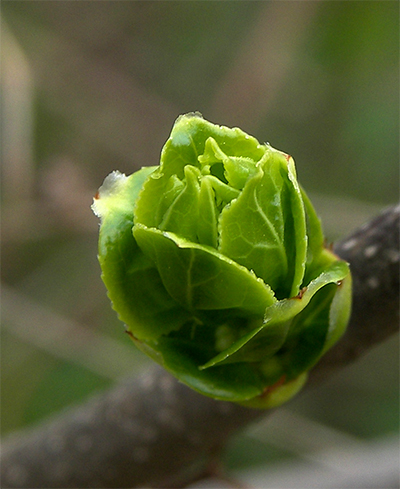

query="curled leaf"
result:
[93,114,352,408]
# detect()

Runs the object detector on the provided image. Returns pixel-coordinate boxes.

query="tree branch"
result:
[313,202,400,380]
[1,204,399,489]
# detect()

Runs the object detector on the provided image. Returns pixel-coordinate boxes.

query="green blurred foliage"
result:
[1,0,398,469]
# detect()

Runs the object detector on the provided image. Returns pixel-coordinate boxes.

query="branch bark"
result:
[1,204,399,489]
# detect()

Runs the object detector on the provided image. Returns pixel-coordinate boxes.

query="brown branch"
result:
[1,204,399,489]
[313,202,400,380]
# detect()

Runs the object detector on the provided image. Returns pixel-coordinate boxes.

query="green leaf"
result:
[161,113,266,179]
[151,336,267,401]
[301,186,324,265]
[197,176,219,248]
[323,267,352,354]
[133,224,276,316]
[201,260,349,371]
[238,373,308,409]
[133,169,184,229]
[219,149,307,298]
[198,136,258,189]
[95,168,193,341]
[92,168,156,226]
[158,165,201,241]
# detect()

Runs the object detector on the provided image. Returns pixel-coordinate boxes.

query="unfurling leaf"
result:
[92,113,352,408]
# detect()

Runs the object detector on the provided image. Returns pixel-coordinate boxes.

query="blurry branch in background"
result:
[1,22,97,242]
[1,285,144,381]
[1,157,98,243]
[1,21,35,203]
[211,1,319,130]
[237,409,398,489]
[0,15,179,169]
[1,204,399,489]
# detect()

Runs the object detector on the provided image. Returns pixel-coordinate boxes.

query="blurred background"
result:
[1,1,399,487]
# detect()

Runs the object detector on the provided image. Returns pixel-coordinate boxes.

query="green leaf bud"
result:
[92,113,352,408]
